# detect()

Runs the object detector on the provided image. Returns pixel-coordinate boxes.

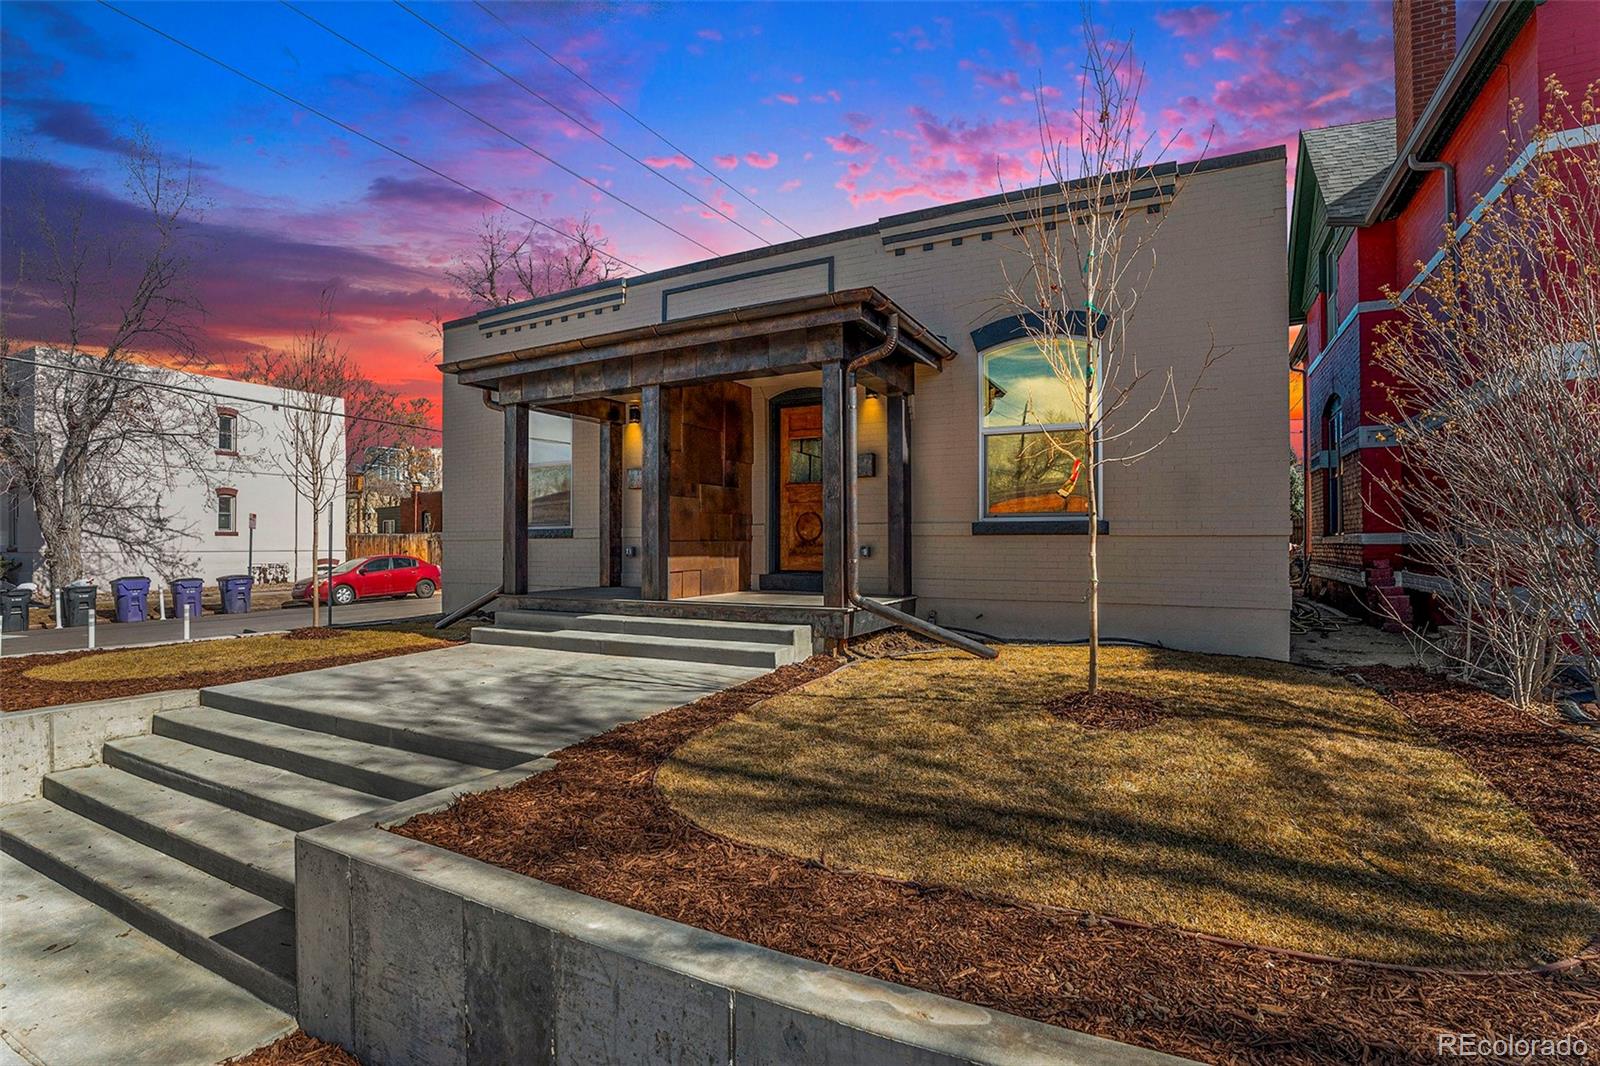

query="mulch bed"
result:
[1,631,446,713]
[394,658,1600,1066]
[225,1030,362,1066]
[1045,688,1166,730]
[281,627,347,641]
[1359,667,1600,885]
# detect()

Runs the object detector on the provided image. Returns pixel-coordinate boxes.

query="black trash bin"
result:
[217,574,253,614]
[62,583,97,627]
[170,577,204,621]
[0,586,29,633]
[112,576,152,623]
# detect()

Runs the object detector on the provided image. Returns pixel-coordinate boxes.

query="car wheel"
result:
[332,584,357,606]
[414,579,437,599]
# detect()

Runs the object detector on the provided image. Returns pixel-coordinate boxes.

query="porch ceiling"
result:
[439,287,954,404]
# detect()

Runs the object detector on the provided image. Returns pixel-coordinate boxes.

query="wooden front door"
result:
[777,404,825,572]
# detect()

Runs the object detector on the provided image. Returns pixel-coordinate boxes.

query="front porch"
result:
[439,288,955,639]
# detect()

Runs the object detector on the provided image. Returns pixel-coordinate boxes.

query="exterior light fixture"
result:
[627,403,640,424]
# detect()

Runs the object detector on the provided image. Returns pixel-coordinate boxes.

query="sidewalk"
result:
[2,599,439,657]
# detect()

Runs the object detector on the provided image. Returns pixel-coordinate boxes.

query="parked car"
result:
[290,555,440,606]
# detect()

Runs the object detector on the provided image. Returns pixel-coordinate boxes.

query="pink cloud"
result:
[824,133,871,155]
[1211,40,1243,62]
[744,151,779,169]
[1155,5,1227,38]
[643,154,693,169]
[713,154,739,170]
[779,178,802,192]
[773,92,799,106]
[696,28,722,41]
[845,112,874,133]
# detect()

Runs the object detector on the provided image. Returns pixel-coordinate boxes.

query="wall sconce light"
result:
[627,403,640,424]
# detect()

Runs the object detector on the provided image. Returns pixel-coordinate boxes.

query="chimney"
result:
[1393,0,1457,149]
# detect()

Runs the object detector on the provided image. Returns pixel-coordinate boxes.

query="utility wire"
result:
[281,5,725,263]
[96,0,646,276]
[296,1,718,258]
[472,0,805,241]
[5,354,443,434]
[392,1,756,250]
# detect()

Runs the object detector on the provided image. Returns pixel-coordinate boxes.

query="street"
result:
[1,596,441,656]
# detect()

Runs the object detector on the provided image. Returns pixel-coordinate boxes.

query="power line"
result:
[6,354,443,434]
[472,0,806,241]
[95,0,646,276]
[281,3,721,261]
[392,1,755,251]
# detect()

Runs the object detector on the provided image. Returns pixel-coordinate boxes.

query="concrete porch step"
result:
[494,609,811,653]
[472,624,798,669]
[105,733,390,831]
[43,764,296,910]
[152,706,501,801]
[0,800,296,1013]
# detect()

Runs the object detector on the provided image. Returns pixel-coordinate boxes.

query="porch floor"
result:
[495,587,915,641]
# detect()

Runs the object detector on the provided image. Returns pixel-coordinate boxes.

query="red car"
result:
[291,555,440,606]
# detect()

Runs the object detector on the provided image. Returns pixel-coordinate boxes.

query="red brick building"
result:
[1288,0,1600,620]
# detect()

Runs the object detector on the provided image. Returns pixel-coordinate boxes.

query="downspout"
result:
[844,312,996,659]
[1405,154,1457,232]
[1297,362,1311,591]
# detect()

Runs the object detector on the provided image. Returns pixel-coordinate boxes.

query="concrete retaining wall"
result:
[0,690,191,805]
[297,768,1198,1066]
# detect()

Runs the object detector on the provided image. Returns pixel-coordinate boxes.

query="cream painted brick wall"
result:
[442,154,1290,657]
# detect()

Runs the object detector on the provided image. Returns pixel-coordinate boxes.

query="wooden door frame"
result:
[765,386,824,590]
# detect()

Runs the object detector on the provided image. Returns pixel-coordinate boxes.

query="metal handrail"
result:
[435,584,503,630]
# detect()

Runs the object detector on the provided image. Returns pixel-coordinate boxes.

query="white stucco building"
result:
[2,347,346,588]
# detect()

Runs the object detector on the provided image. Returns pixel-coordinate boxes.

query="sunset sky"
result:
[1,1,1395,418]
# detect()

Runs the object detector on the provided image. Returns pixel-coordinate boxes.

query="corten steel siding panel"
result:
[441,156,1290,656]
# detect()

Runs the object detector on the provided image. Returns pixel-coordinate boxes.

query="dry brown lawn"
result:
[24,629,442,683]
[4,628,451,711]
[658,644,1600,968]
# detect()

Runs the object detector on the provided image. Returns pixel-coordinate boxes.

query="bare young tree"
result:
[1373,78,1600,709]
[446,212,622,310]
[0,134,212,592]
[243,292,352,625]
[995,13,1222,695]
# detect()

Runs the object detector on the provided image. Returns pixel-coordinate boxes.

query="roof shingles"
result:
[1302,117,1396,221]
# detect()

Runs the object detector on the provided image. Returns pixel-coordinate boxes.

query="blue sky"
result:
[2,1,1394,405]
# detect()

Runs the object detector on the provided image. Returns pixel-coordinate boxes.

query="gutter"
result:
[1363,0,1534,224]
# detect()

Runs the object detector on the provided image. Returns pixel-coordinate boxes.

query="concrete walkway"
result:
[0,853,292,1066]
[0,642,767,1065]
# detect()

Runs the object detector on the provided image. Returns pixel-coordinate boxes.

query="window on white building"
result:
[978,336,1093,519]
[217,490,237,533]
[529,411,573,529]
[217,409,238,452]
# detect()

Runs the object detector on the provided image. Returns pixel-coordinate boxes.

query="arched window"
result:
[1322,395,1344,535]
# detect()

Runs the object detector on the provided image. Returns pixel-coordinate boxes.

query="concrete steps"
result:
[106,732,389,831]
[43,764,297,909]
[475,610,811,669]
[4,692,513,1018]
[153,706,500,801]
[200,687,536,770]
[0,800,297,1013]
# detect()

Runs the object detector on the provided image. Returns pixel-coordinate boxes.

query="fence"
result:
[346,533,442,566]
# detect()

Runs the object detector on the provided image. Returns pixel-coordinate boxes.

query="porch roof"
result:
[438,287,955,400]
